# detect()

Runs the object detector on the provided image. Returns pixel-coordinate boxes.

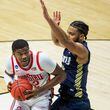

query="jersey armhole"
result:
[36,51,44,71]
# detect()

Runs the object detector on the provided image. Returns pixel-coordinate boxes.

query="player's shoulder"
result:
[30,50,45,55]
[31,50,49,62]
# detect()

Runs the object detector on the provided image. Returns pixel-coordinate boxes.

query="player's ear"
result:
[79,34,85,41]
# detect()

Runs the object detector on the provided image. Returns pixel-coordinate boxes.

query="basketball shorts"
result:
[11,91,51,110]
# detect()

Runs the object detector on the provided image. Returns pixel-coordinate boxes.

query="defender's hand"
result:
[53,11,61,25]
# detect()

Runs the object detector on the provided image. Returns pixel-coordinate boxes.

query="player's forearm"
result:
[40,0,67,45]
[51,30,60,46]
[47,17,68,46]
[51,30,65,48]
[35,71,65,95]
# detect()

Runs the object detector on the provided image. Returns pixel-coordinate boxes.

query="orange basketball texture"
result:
[11,78,32,101]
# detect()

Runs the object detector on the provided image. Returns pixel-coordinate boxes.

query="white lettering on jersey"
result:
[62,56,71,65]
[26,73,44,88]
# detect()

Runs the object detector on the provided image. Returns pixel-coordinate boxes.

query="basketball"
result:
[11,78,32,101]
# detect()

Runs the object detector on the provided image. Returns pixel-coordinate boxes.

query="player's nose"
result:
[22,54,27,59]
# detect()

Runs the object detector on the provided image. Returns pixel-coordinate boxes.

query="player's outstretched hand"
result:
[53,11,61,25]
[7,82,12,92]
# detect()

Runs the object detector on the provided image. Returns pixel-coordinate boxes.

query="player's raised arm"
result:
[39,0,68,45]
[40,0,89,64]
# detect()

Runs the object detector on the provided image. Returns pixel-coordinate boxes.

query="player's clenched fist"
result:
[24,87,39,100]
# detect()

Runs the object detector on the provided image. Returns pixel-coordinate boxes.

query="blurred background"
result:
[0,0,109,41]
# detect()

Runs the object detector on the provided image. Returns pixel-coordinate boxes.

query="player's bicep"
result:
[65,41,88,58]
[51,64,64,76]
[50,64,66,83]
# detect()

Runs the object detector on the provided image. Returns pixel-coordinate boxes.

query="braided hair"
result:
[70,21,89,39]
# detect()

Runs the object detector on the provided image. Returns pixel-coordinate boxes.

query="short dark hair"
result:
[12,39,29,52]
[70,21,89,39]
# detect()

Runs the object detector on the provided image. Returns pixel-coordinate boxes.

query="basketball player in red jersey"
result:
[4,39,66,110]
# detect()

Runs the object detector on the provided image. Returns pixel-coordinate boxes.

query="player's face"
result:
[67,26,83,42]
[13,47,30,67]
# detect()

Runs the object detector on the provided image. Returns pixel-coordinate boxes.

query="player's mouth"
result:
[22,60,29,65]
[22,59,28,62]
[21,58,29,65]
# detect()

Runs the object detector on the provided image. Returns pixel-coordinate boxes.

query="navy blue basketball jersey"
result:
[61,41,90,99]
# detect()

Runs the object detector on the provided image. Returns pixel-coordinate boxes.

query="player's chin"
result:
[21,61,28,67]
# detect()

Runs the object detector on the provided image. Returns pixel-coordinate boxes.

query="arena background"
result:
[0,0,110,110]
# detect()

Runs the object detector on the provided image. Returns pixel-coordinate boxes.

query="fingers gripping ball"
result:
[11,78,32,101]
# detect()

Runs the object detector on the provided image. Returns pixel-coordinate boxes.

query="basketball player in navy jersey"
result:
[40,0,92,110]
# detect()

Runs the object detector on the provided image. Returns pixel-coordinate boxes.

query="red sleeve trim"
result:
[36,51,43,71]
